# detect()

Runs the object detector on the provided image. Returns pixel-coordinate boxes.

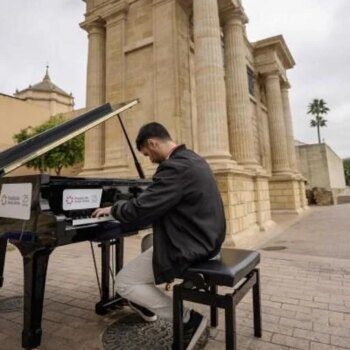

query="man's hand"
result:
[92,206,112,218]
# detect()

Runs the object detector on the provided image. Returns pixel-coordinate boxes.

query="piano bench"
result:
[172,249,262,350]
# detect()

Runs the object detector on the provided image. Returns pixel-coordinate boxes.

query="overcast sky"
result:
[0,1,349,157]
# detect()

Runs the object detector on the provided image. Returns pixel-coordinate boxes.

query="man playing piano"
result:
[93,122,226,350]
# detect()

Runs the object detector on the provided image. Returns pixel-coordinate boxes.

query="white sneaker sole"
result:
[186,315,208,350]
[128,301,157,322]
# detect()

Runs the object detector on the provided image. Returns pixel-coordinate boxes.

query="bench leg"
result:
[210,283,218,327]
[225,295,237,350]
[173,284,184,350]
[253,269,262,338]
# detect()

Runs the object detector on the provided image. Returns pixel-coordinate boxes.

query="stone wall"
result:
[326,145,346,189]
[296,143,346,190]
[216,172,271,246]
[269,178,302,212]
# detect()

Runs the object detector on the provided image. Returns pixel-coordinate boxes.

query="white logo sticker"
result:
[0,183,33,220]
[63,189,102,210]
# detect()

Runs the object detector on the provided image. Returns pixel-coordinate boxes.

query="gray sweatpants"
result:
[115,247,190,321]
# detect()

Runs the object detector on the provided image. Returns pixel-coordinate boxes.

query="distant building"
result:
[14,66,74,116]
[296,142,346,197]
[0,68,80,176]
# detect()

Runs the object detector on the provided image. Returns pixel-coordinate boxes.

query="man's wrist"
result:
[111,200,128,221]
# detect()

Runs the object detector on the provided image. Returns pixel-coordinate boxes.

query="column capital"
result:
[80,17,105,33]
[264,71,281,84]
[221,6,248,26]
[281,81,291,90]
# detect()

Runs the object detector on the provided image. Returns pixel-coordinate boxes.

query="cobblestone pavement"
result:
[1,204,350,349]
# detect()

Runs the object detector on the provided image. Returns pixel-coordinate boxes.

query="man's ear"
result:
[148,138,158,149]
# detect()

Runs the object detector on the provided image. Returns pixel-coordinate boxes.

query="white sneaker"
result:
[128,300,157,322]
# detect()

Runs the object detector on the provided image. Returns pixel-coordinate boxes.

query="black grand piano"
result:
[0,100,151,349]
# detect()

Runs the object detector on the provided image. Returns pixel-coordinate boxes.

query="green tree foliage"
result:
[344,158,350,186]
[307,99,330,144]
[13,115,84,175]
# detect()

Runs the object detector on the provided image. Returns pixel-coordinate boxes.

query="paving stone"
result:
[279,317,313,330]
[310,342,349,350]
[331,335,350,349]
[299,300,329,310]
[293,328,330,344]
[271,334,310,350]
[313,323,350,337]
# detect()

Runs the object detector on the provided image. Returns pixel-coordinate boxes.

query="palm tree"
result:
[307,99,330,144]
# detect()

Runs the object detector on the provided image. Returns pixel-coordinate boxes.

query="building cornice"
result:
[80,16,105,32]
[80,0,129,27]
[253,35,295,69]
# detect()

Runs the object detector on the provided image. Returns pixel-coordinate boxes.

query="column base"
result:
[239,161,262,172]
[206,158,240,173]
[271,170,295,178]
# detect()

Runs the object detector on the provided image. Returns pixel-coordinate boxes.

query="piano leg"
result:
[95,241,110,315]
[101,240,110,308]
[21,248,53,350]
[0,237,7,288]
[95,238,125,315]
[115,237,124,273]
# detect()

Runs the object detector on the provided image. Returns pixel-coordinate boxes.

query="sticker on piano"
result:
[63,189,103,210]
[0,183,33,220]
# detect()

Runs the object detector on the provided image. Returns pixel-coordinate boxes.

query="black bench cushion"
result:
[182,248,260,287]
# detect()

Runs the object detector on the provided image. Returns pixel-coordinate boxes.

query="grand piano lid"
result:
[0,99,139,177]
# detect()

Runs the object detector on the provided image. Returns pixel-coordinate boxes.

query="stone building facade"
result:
[80,0,307,246]
[15,67,74,116]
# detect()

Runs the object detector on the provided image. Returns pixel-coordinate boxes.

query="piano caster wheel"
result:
[95,304,109,316]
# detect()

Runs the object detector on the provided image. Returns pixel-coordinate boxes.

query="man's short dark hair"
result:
[136,122,172,151]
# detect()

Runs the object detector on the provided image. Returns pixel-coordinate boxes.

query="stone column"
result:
[193,0,235,170]
[81,21,106,173]
[103,8,128,171]
[281,84,298,172]
[265,73,291,175]
[223,8,258,167]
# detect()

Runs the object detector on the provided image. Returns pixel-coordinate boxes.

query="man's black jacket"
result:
[111,145,226,285]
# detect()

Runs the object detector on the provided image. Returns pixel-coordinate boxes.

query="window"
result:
[247,66,255,96]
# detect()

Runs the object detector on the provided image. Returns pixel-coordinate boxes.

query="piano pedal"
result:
[165,282,172,291]
[95,295,127,315]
